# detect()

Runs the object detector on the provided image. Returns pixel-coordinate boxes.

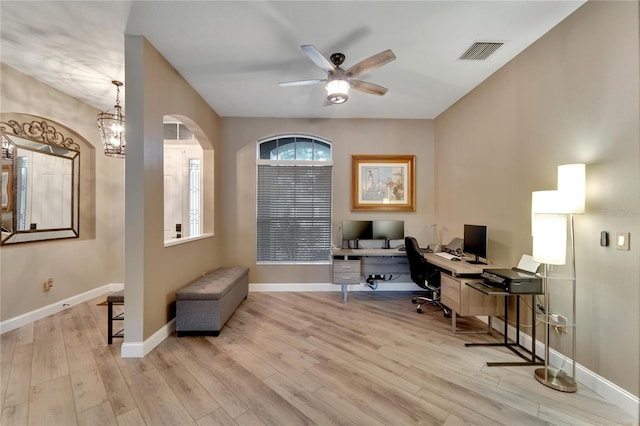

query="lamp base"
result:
[534,367,577,393]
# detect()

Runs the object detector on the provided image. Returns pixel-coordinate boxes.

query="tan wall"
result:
[124,37,222,341]
[434,1,639,396]
[0,63,125,321]
[219,118,435,283]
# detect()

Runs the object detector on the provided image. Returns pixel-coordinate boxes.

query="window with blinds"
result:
[257,136,332,264]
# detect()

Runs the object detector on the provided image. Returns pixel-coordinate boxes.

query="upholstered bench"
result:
[107,289,125,344]
[176,266,249,336]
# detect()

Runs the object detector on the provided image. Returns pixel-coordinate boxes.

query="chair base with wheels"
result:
[405,236,451,318]
[412,290,451,317]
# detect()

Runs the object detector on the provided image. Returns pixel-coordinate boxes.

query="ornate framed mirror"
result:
[1,119,80,245]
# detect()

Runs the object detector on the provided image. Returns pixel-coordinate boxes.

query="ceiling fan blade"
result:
[346,49,396,78]
[301,45,336,73]
[350,80,388,96]
[278,79,326,87]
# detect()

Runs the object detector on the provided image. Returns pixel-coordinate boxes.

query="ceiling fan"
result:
[278,45,396,105]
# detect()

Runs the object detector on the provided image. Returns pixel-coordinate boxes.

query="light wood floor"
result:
[1,291,636,426]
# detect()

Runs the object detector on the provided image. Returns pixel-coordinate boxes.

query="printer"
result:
[481,255,543,294]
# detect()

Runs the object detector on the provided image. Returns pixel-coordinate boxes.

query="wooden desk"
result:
[331,248,409,301]
[423,252,489,276]
[332,250,501,335]
[424,253,504,333]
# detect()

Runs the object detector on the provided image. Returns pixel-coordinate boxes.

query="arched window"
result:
[258,135,331,161]
[257,135,332,264]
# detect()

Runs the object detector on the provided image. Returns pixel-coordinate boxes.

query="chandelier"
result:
[97,80,125,158]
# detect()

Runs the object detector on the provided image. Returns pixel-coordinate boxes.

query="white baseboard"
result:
[488,317,639,420]
[0,283,124,334]
[121,318,176,358]
[119,342,144,358]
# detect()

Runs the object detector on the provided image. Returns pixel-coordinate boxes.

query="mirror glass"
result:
[1,130,80,244]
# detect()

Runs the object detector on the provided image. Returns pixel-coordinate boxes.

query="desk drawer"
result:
[441,274,505,316]
[333,272,361,284]
[333,260,361,273]
[441,274,461,313]
[333,260,361,284]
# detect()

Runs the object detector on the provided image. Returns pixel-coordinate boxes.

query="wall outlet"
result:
[43,278,54,292]
[549,313,567,333]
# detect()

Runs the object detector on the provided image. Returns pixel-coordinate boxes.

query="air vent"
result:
[459,42,504,61]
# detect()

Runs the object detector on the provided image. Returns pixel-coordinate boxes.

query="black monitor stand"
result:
[466,254,487,265]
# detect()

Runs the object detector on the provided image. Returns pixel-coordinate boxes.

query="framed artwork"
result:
[2,165,11,211]
[351,154,415,212]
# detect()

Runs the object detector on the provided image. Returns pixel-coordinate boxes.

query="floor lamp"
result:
[532,210,573,391]
[531,164,584,393]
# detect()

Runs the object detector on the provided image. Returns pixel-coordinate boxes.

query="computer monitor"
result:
[464,224,487,264]
[372,220,404,240]
[342,220,373,242]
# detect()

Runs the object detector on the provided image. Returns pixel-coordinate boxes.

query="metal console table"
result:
[464,281,544,367]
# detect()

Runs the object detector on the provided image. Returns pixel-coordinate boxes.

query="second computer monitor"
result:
[372,220,404,240]
[342,220,373,241]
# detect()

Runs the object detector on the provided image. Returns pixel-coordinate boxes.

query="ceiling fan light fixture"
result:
[325,79,350,104]
[97,80,126,158]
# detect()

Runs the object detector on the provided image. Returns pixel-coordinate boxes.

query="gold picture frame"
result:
[351,154,415,212]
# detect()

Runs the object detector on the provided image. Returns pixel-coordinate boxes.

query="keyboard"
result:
[435,252,460,261]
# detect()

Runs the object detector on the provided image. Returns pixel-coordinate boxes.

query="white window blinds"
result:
[257,164,332,263]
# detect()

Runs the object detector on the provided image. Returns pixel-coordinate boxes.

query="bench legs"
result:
[107,301,124,344]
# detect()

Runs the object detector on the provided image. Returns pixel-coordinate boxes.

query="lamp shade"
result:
[531,190,570,235]
[532,213,567,265]
[557,164,585,214]
[532,190,568,213]
[326,79,350,104]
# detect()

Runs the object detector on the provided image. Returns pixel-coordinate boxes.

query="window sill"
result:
[164,233,214,247]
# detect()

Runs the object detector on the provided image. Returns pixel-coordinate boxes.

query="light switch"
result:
[615,232,630,251]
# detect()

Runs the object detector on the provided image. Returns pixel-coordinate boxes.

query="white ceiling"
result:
[1,1,585,120]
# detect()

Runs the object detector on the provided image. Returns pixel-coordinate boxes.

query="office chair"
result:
[404,236,451,317]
